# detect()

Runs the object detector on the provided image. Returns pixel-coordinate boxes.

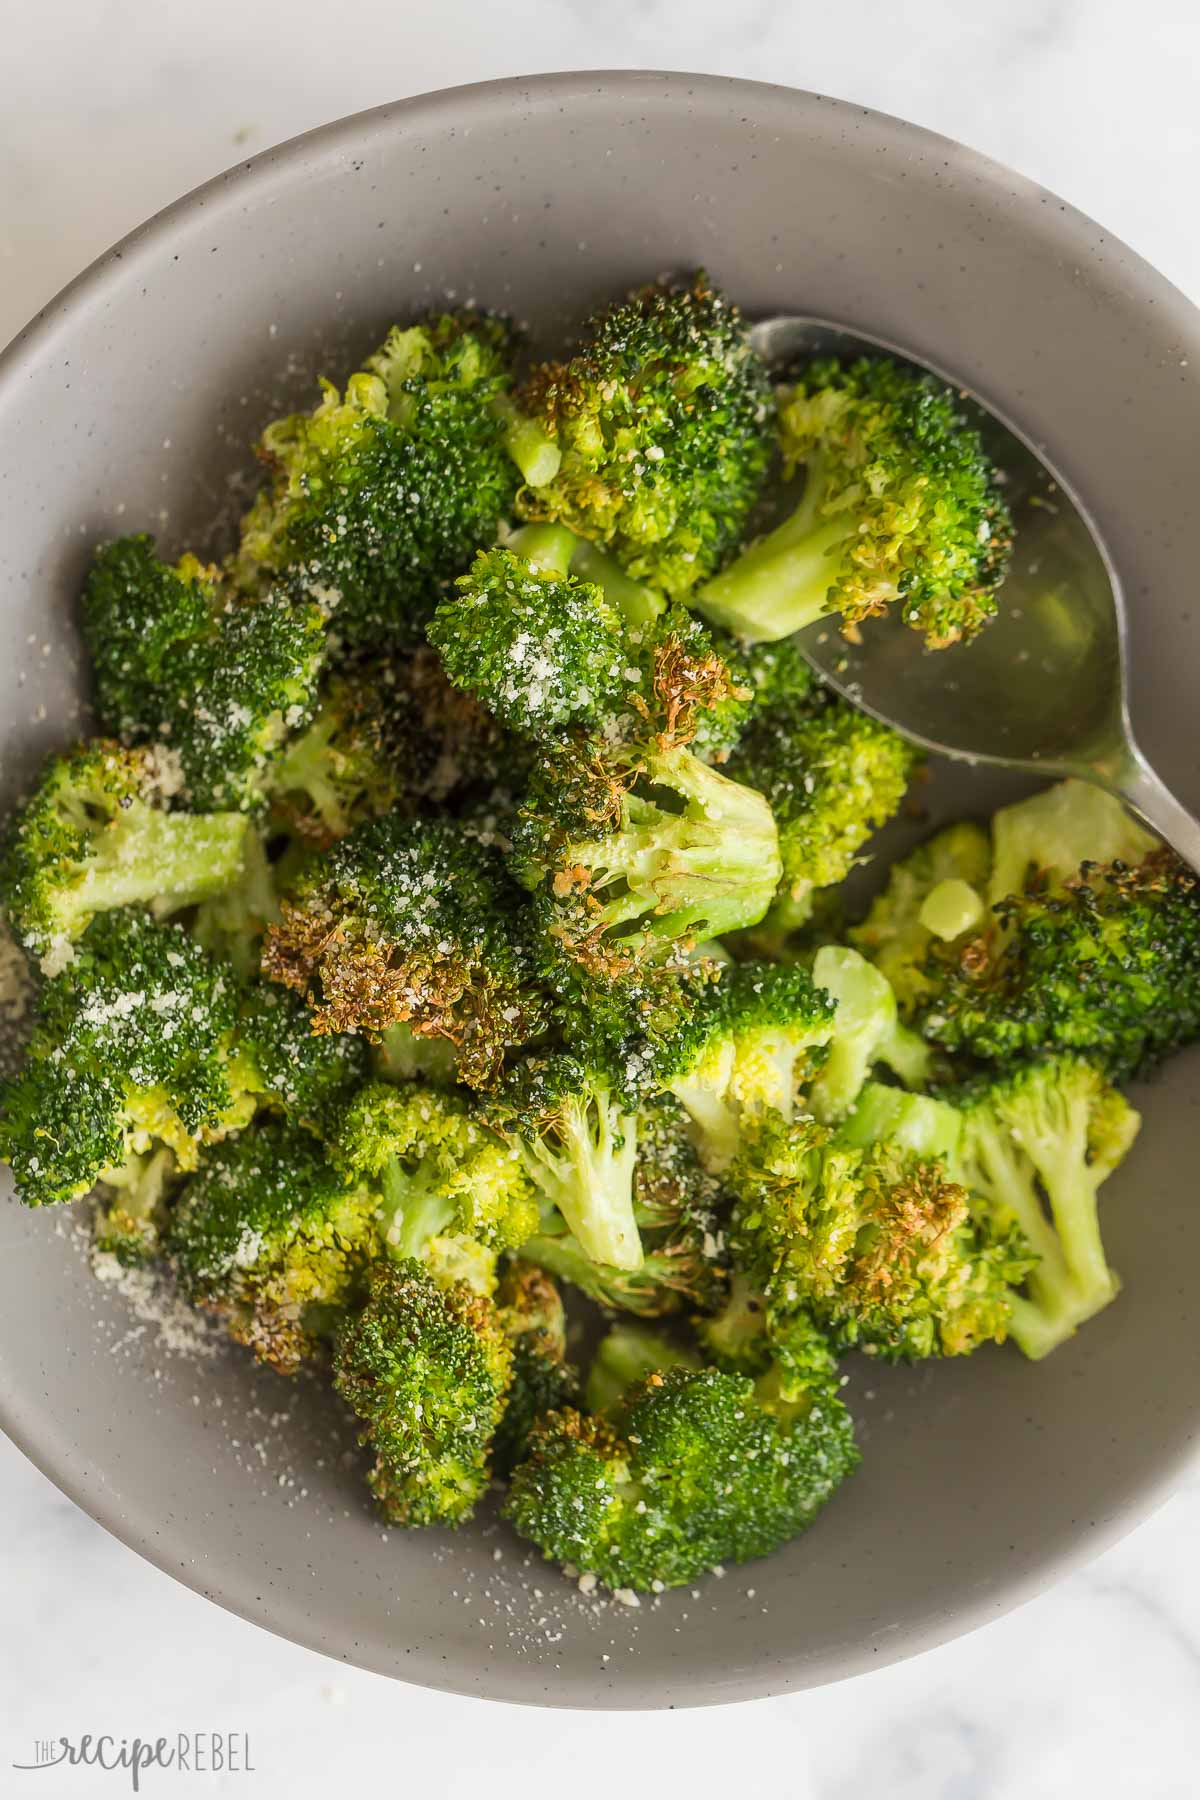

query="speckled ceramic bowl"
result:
[2,72,1199,1708]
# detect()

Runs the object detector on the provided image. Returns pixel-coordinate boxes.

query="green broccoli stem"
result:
[699,1271,770,1369]
[572,745,782,950]
[271,711,350,837]
[568,538,665,628]
[372,1023,459,1086]
[665,1070,741,1172]
[191,829,278,981]
[964,1115,1115,1361]
[586,1323,698,1413]
[68,806,250,935]
[517,1091,642,1271]
[378,1155,458,1262]
[694,455,853,642]
[506,522,579,578]
[808,947,931,1121]
[492,394,563,488]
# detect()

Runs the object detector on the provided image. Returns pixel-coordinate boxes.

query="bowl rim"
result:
[2,68,1199,1707]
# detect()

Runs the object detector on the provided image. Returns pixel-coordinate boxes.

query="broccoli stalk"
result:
[514,736,782,965]
[92,1145,177,1265]
[807,946,930,1121]
[0,742,251,974]
[660,962,835,1171]
[696,357,1012,647]
[957,1060,1140,1359]
[504,1057,642,1270]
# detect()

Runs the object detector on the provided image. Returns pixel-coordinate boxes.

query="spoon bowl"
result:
[748,317,1200,867]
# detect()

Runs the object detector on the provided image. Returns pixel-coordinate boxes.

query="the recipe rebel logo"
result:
[12,1733,256,1789]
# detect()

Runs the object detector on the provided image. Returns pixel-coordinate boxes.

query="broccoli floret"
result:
[727,686,918,935]
[512,273,773,598]
[332,1081,537,1275]
[238,981,369,1137]
[492,1264,581,1478]
[849,820,992,1015]
[82,535,326,811]
[429,528,631,738]
[512,732,781,969]
[431,523,749,748]
[0,741,251,976]
[268,669,412,846]
[503,1363,858,1592]
[0,910,254,1206]
[515,1094,727,1317]
[432,528,779,969]
[333,1259,513,1527]
[955,1058,1140,1359]
[728,1103,1028,1362]
[696,356,1012,646]
[806,946,930,1121]
[495,1053,642,1272]
[260,814,548,1088]
[920,790,1200,1076]
[91,1145,177,1266]
[660,961,835,1170]
[167,1118,380,1372]
[234,314,520,647]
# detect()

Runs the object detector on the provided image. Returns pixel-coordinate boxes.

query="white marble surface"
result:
[3,2,1200,1791]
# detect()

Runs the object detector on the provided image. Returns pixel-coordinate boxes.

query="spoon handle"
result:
[1106,749,1200,875]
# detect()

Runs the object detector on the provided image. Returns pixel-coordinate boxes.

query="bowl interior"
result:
[2,72,1199,1707]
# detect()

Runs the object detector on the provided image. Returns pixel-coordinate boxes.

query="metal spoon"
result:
[747,316,1200,869]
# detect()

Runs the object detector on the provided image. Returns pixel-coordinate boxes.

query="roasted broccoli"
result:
[260,814,547,1087]
[955,1058,1140,1359]
[429,526,632,739]
[512,728,781,969]
[512,273,773,597]
[660,961,835,1170]
[234,313,520,646]
[503,1361,858,1591]
[493,1263,581,1478]
[728,1093,1030,1361]
[0,910,254,1207]
[697,356,1012,646]
[918,786,1200,1076]
[82,535,326,811]
[167,1117,380,1371]
[495,1052,642,1271]
[333,1259,513,1527]
[0,741,251,975]
[849,819,992,1015]
[239,981,369,1137]
[332,1080,536,1279]
[727,683,918,935]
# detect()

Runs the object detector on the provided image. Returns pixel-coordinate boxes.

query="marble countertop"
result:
[3,2,1199,1792]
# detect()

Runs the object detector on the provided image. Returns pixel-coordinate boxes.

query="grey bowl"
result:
[2,71,1199,1709]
